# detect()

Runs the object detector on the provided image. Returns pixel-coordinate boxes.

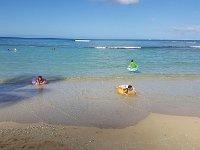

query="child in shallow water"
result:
[118,85,136,96]
[126,85,136,95]
[35,76,47,85]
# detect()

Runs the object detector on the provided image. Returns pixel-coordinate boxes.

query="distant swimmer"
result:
[7,48,17,52]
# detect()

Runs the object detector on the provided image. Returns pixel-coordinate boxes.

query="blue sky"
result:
[0,0,200,39]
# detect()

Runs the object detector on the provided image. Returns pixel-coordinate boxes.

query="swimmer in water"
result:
[35,76,47,85]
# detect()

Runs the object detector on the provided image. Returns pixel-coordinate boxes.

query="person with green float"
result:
[130,60,137,68]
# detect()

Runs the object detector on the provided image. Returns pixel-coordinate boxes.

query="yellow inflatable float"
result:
[117,87,124,95]
[117,85,136,96]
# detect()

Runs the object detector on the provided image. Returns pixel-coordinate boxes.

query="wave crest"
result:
[190,46,200,48]
[95,46,141,49]
[75,40,91,42]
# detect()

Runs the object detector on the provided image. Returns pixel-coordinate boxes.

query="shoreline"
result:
[0,77,200,128]
[1,113,200,150]
[1,74,200,84]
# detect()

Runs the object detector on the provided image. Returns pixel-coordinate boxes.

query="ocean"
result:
[0,38,200,82]
[0,37,200,128]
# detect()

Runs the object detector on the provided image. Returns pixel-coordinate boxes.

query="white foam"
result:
[12,48,17,52]
[190,46,200,48]
[75,40,91,42]
[108,46,141,49]
[95,47,106,49]
[95,46,141,49]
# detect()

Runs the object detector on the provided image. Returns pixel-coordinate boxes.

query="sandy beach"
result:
[0,72,199,150]
[0,77,200,149]
[1,113,200,150]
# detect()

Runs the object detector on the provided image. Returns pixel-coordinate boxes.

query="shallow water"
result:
[0,77,200,128]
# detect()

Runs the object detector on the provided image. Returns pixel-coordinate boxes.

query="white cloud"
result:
[173,25,200,33]
[97,0,140,5]
[113,0,140,5]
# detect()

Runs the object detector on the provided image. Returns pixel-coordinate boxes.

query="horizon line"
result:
[0,36,199,41]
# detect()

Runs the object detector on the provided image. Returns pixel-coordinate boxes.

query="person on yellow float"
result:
[117,84,136,96]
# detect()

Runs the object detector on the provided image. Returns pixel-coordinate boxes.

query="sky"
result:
[0,0,200,39]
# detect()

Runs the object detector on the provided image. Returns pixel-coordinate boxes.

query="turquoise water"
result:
[1,37,200,82]
[1,38,200,127]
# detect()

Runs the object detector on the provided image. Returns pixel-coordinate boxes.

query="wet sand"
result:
[1,113,200,150]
